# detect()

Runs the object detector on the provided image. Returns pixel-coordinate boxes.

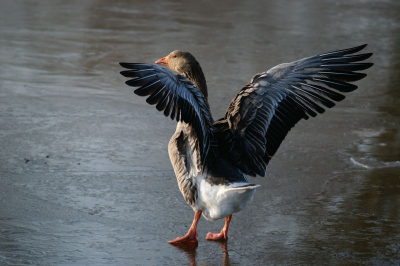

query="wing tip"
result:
[350,43,368,53]
[365,62,374,69]
[119,62,152,69]
[125,79,139,87]
[362,53,373,60]
[359,43,368,50]
[119,62,131,68]
[120,70,131,77]
[319,44,370,58]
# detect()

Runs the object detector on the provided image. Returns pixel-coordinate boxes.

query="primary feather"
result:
[120,45,373,178]
[212,44,373,176]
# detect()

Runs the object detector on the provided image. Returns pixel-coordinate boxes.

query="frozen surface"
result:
[1,0,399,265]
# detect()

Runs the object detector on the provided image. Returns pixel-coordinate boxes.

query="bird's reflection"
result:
[170,241,230,266]
[220,241,230,266]
[170,242,198,266]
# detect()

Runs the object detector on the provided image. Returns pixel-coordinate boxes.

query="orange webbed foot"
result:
[169,231,198,245]
[169,211,202,246]
[205,231,227,241]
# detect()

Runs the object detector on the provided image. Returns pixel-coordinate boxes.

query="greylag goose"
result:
[119,45,372,244]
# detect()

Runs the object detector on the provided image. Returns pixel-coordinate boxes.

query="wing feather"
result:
[214,45,373,176]
[120,63,214,164]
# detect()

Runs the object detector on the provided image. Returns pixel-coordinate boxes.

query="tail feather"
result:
[226,183,261,191]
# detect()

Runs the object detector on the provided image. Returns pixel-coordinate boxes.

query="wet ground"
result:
[1,0,400,265]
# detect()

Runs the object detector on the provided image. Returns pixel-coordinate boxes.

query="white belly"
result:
[194,179,260,221]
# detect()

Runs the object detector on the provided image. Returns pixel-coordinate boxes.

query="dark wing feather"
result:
[214,44,373,177]
[120,63,214,164]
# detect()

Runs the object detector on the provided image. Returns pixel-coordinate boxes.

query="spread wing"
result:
[120,63,214,164]
[214,44,373,177]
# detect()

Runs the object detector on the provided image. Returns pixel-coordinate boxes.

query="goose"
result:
[119,44,372,244]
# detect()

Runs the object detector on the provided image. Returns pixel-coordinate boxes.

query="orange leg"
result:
[206,214,232,241]
[169,210,202,244]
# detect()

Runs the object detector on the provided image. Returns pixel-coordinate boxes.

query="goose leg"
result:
[206,214,232,241]
[169,210,202,244]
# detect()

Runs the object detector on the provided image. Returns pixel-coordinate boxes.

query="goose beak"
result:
[155,56,169,66]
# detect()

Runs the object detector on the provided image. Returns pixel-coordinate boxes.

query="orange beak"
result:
[155,56,169,67]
